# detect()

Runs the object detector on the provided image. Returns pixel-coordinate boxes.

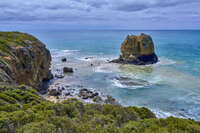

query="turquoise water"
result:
[30,30,200,120]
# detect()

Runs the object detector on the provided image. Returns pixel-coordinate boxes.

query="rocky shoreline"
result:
[46,63,119,105]
[46,84,119,105]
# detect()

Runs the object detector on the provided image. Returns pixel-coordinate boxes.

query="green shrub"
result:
[0,84,200,133]
[0,93,17,104]
[0,104,20,112]
[17,121,56,133]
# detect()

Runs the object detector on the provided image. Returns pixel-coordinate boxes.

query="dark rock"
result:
[65,92,71,96]
[180,109,185,111]
[111,33,158,65]
[48,89,61,96]
[115,76,132,81]
[62,58,67,62]
[78,89,99,99]
[93,92,99,97]
[63,67,73,73]
[121,81,144,86]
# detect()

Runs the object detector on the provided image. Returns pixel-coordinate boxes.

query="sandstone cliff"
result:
[0,32,53,90]
[111,33,158,65]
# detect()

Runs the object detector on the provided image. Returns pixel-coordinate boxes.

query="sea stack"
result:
[111,33,158,65]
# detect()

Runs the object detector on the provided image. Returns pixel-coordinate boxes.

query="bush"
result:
[0,93,17,104]
[17,121,56,133]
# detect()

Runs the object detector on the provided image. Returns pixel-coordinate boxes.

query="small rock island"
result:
[111,33,158,65]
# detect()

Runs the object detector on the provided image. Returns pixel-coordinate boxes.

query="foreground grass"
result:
[0,85,200,133]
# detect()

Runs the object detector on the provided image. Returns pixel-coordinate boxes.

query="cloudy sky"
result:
[0,0,200,30]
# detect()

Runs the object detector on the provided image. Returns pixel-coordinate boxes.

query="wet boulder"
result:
[61,58,67,62]
[63,67,73,73]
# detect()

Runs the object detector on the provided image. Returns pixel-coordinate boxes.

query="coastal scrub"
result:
[0,84,200,133]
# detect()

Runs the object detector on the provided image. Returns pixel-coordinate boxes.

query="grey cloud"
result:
[115,3,148,12]
[0,0,199,29]
[114,0,200,12]
[87,1,108,8]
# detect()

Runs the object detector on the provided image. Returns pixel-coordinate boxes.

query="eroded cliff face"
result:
[111,33,158,65]
[0,32,53,90]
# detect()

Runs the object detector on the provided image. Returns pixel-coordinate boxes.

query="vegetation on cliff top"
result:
[0,32,37,55]
[0,84,200,133]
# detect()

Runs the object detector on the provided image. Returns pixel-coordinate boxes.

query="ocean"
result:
[29,30,200,120]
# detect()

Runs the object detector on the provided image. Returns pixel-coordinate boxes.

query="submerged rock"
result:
[85,57,93,60]
[111,33,158,65]
[0,32,53,90]
[114,76,149,87]
[63,67,73,73]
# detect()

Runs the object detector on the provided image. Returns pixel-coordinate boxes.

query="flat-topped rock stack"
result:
[111,33,158,65]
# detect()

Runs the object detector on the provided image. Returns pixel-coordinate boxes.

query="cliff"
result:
[0,32,53,90]
[111,33,158,65]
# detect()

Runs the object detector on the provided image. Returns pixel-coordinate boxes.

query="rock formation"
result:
[63,67,73,73]
[111,33,158,65]
[61,57,67,62]
[0,32,53,90]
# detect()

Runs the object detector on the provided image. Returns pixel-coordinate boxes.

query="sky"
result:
[0,0,200,30]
